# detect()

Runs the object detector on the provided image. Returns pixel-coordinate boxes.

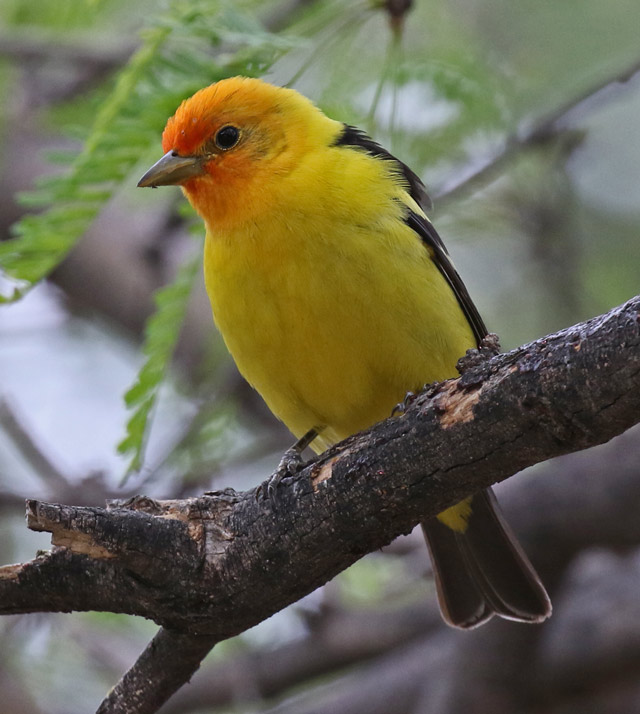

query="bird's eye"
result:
[214,125,240,150]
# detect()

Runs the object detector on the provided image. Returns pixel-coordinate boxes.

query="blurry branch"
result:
[0,0,311,76]
[0,397,70,492]
[0,492,26,511]
[0,0,304,109]
[0,30,135,69]
[0,396,136,506]
[263,544,640,714]
[267,635,451,714]
[435,56,640,208]
[0,30,135,106]
[0,645,45,714]
[538,548,640,689]
[0,296,638,713]
[162,603,441,713]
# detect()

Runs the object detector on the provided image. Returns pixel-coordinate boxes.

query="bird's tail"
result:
[421,488,551,629]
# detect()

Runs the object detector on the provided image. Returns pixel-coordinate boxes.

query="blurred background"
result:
[1,0,639,712]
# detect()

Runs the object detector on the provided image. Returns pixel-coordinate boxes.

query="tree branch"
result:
[95,629,218,714]
[0,295,639,713]
[434,56,640,207]
[162,426,640,713]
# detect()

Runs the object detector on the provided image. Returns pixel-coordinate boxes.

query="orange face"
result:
[139,76,336,230]
[154,78,298,227]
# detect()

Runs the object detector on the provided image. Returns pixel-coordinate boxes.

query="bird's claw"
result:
[457,333,501,374]
[392,390,416,416]
[255,428,319,503]
[263,447,307,501]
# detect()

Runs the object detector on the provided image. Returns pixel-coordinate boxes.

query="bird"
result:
[138,76,551,628]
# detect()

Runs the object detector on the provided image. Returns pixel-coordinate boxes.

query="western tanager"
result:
[139,76,551,628]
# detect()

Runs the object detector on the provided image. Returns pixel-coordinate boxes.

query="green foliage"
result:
[0,23,169,298]
[1,0,104,28]
[0,0,295,302]
[117,251,200,477]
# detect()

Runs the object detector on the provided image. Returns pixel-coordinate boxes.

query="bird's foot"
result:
[256,428,320,502]
[457,333,501,374]
[265,446,307,500]
[392,390,417,416]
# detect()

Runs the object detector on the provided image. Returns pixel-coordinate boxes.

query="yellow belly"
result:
[203,213,475,454]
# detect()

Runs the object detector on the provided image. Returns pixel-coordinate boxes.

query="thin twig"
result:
[434,56,640,208]
[0,30,134,69]
[0,397,71,492]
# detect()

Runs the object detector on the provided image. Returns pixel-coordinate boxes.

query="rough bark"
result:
[160,426,640,713]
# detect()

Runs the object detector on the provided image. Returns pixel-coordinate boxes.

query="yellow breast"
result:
[203,145,475,451]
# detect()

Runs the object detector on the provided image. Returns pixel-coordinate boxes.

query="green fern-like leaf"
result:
[0,21,171,295]
[0,0,296,301]
[118,251,200,478]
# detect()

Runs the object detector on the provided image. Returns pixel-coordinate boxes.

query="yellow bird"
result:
[139,76,551,628]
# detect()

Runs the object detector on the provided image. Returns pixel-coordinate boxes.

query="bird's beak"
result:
[137,150,205,188]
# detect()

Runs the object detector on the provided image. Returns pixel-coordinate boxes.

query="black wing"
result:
[333,125,433,212]
[333,124,487,345]
[405,211,487,344]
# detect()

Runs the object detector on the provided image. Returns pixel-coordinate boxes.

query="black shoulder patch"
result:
[406,211,488,345]
[333,124,486,346]
[333,124,432,212]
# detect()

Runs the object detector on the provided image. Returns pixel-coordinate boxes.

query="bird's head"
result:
[138,77,337,229]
